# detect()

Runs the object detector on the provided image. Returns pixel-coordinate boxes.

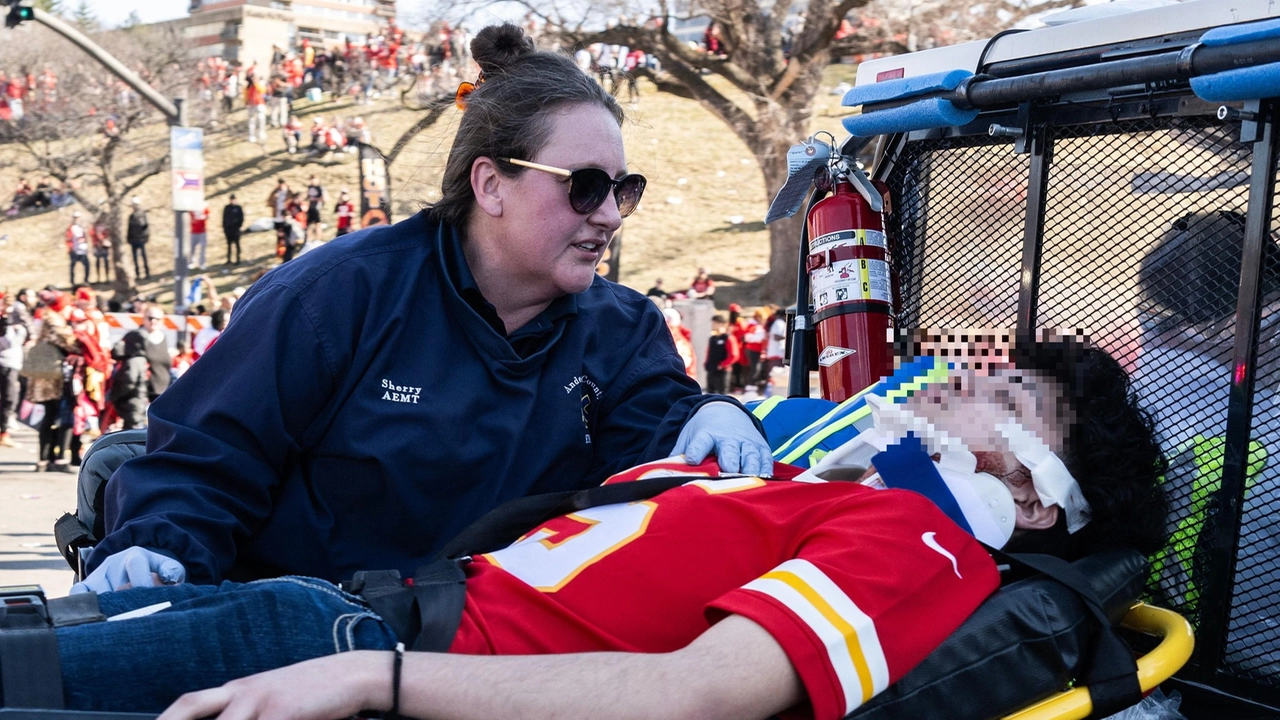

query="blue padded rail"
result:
[1191,61,1280,102]
[1200,17,1280,47]
[843,97,981,137]
[842,69,972,108]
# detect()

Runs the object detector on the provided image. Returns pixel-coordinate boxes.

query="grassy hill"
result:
[0,65,858,306]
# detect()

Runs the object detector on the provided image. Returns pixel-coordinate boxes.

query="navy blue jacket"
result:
[92,212,711,584]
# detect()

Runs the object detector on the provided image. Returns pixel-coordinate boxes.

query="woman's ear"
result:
[470,157,504,218]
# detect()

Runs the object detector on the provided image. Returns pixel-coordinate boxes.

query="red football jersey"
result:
[449,458,999,720]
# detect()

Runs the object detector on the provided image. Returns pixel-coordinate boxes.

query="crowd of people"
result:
[649,268,788,396]
[263,175,356,262]
[7,177,76,217]
[47,171,360,291]
[0,284,238,466]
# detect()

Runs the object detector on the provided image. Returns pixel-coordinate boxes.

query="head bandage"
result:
[800,391,1091,546]
[995,420,1091,534]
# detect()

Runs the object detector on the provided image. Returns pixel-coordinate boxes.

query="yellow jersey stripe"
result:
[762,569,877,705]
[743,559,889,714]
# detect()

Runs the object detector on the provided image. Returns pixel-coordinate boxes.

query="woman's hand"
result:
[157,651,386,720]
[670,401,773,476]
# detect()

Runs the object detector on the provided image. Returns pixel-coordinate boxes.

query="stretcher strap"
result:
[358,476,722,653]
[408,558,467,653]
[351,560,467,653]
[987,548,1142,717]
[52,514,94,578]
[436,475,700,561]
[0,628,65,709]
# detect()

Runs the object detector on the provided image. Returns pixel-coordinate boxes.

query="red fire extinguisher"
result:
[805,177,895,403]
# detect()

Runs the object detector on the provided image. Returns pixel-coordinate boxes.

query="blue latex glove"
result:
[670,401,773,477]
[70,547,186,595]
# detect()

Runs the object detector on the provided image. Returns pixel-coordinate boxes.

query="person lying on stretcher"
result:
[18,339,1168,720]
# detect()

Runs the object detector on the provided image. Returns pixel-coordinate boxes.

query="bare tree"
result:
[835,0,1083,57]
[436,0,1082,301]
[0,22,201,299]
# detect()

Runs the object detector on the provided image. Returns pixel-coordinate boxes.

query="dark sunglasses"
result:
[502,158,646,218]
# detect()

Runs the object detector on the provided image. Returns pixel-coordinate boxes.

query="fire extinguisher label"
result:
[813,258,892,310]
[818,346,857,367]
[811,228,887,251]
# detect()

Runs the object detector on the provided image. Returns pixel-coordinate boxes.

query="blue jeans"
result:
[56,577,398,712]
[69,253,89,285]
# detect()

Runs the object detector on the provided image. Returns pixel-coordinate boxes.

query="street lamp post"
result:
[5,4,197,310]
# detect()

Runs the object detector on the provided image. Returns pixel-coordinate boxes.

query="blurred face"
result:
[144,311,164,330]
[903,368,1068,457]
[901,367,1070,529]
[498,103,626,298]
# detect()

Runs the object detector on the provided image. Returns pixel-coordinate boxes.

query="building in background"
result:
[155,0,396,65]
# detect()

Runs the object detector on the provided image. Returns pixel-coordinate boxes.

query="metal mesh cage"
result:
[887,136,1027,330]
[883,109,1280,699]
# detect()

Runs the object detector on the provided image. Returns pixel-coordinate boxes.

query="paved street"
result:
[0,423,77,597]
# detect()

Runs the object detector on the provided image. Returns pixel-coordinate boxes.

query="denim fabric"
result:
[57,577,398,712]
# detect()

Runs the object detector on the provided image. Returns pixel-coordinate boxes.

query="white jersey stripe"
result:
[742,559,889,714]
[778,559,890,695]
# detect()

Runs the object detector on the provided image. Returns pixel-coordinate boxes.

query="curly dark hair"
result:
[1009,340,1170,558]
[425,23,623,228]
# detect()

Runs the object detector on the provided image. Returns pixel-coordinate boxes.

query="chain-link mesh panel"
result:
[886,136,1027,329]
[1224,148,1280,687]
[1036,117,1257,673]
[887,112,1280,692]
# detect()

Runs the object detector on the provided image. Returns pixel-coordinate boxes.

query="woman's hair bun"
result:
[471,23,535,75]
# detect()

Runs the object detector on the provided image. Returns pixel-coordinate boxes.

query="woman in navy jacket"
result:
[77,24,769,590]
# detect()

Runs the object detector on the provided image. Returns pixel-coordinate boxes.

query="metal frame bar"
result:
[788,190,825,397]
[1194,99,1280,676]
[1016,114,1052,339]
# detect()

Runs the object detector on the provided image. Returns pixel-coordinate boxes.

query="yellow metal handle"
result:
[1001,603,1195,720]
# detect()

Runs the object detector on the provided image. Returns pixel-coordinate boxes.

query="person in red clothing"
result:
[188,203,210,271]
[688,267,715,299]
[663,307,697,378]
[66,211,91,286]
[27,344,1170,720]
[44,456,1000,718]
[333,189,355,236]
[728,302,752,392]
[704,313,740,394]
[282,114,303,154]
[743,307,769,389]
[243,69,267,143]
[90,212,113,283]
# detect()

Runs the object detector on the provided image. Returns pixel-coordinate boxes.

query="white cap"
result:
[131,196,141,205]
[662,308,682,326]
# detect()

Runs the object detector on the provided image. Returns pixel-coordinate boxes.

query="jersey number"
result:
[483,501,658,592]
[482,477,766,593]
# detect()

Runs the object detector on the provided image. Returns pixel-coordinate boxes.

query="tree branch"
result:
[120,157,166,198]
